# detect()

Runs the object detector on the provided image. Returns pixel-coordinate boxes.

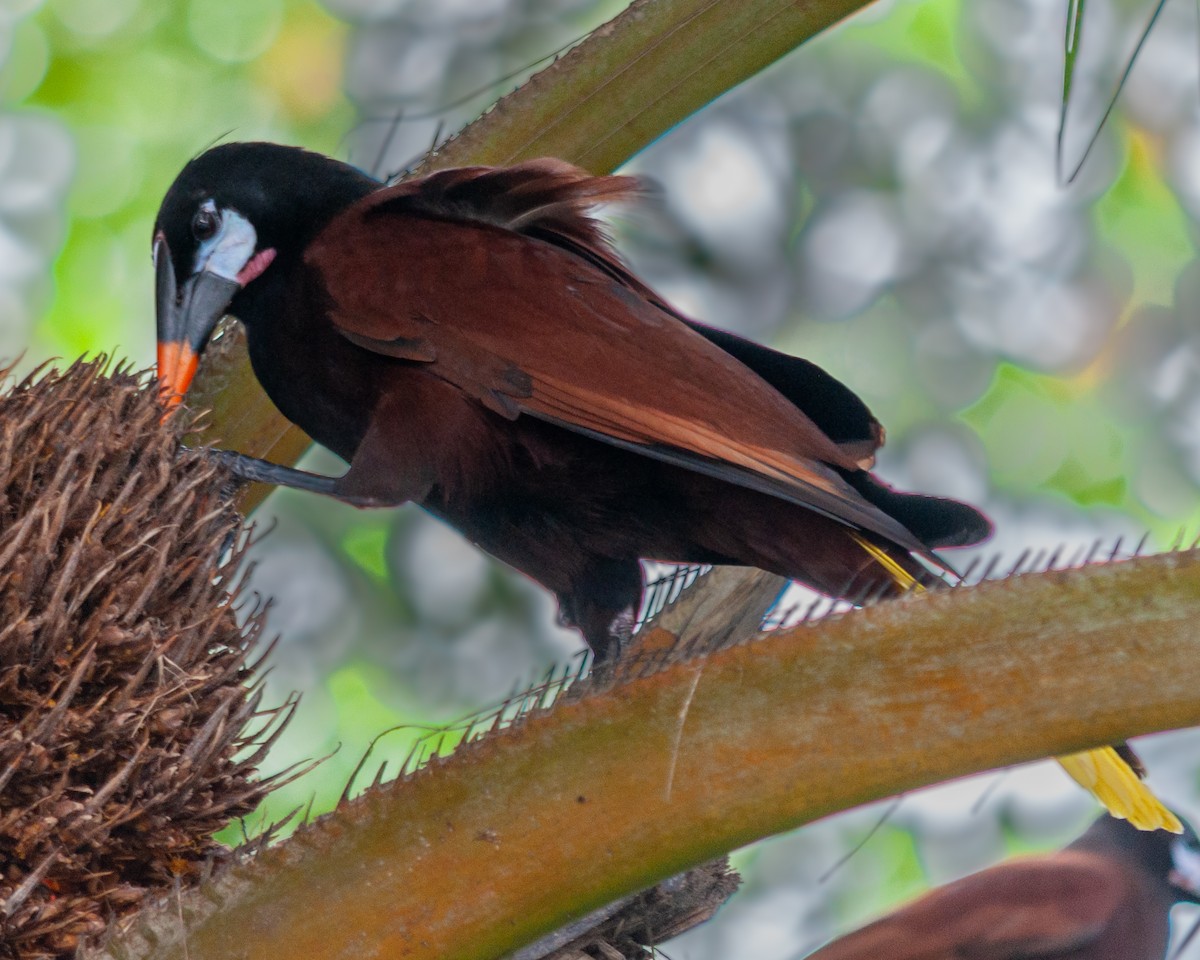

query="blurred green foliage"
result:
[850,0,971,85]
[8,0,1200,952]
[13,0,352,361]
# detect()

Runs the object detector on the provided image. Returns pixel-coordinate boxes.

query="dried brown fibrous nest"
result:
[0,358,287,958]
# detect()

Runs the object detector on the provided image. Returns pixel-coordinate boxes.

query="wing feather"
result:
[309,161,931,554]
[807,857,1121,960]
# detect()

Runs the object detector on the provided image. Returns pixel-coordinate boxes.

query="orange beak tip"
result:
[156,341,200,427]
[156,341,199,409]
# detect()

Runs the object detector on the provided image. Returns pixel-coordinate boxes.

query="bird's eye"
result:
[191,207,220,242]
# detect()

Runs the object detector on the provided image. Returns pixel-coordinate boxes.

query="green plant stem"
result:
[427,0,877,174]
[94,551,1200,960]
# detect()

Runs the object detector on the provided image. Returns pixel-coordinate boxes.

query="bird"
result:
[803,811,1200,959]
[151,141,1173,831]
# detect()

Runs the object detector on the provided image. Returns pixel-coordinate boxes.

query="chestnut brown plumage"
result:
[805,813,1200,960]
[150,143,1180,831]
[152,142,990,659]
[0,360,286,958]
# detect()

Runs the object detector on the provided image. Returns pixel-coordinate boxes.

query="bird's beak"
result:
[155,234,240,408]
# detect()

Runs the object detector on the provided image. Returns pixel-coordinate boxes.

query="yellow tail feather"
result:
[1057,749,1181,833]
[850,534,921,592]
[850,534,1180,833]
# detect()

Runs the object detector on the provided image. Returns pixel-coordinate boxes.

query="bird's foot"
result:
[196,447,404,508]
[585,606,636,669]
[200,447,339,497]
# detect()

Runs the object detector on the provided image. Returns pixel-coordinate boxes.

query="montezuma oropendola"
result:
[152,142,1173,831]
[805,812,1200,959]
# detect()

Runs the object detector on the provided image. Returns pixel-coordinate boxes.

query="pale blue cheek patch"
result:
[192,205,258,282]
[1172,839,1200,893]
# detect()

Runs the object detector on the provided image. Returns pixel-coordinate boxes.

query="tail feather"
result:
[1057,749,1181,833]
[851,535,1179,833]
[850,534,922,592]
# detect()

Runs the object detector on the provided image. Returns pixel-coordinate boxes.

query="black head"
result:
[1167,816,1200,904]
[153,142,377,405]
[1072,810,1200,905]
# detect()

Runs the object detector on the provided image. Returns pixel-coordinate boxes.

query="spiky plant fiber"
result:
[0,359,283,958]
[525,858,741,960]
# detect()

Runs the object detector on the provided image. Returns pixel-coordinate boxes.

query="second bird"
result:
[804,813,1200,960]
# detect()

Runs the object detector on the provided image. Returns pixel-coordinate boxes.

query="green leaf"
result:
[1059,0,1171,183]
